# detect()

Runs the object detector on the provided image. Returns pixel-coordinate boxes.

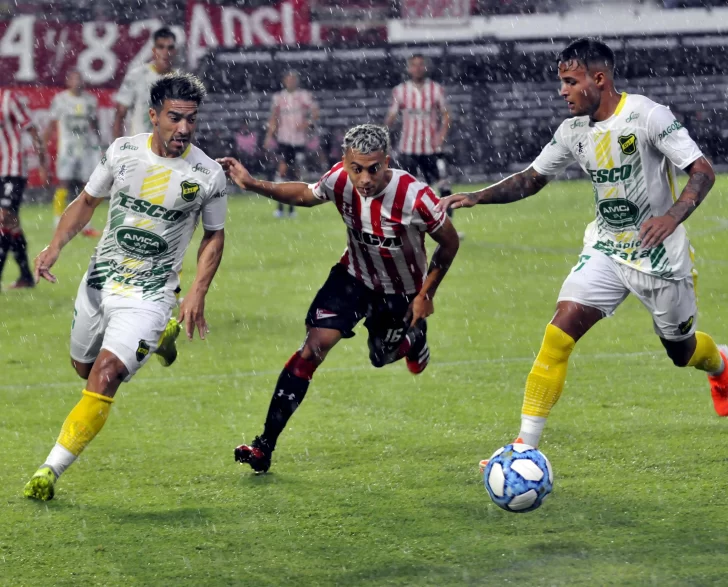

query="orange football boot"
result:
[708,347,728,417]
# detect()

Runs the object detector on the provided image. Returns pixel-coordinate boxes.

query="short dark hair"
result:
[408,53,426,62]
[153,27,176,44]
[558,38,615,72]
[150,73,207,111]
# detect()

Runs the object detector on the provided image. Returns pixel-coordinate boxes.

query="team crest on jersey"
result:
[136,340,150,362]
[180,181,200,202]
[618,134,637,156]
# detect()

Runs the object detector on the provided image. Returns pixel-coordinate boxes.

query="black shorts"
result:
[278,143,304,167]
[0,177,27,214]
[397,154,440,185]
[306,264,416,364]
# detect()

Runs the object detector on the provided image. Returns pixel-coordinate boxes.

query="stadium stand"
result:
[196,36,728,180]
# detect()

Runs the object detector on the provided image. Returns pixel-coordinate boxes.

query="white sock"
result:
[44,443,77,479]
[518,415,547,448]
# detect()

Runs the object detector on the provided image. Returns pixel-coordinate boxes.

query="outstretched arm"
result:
[178,228,225,341]
[34,191,104,283]
[217,157,324,207]
[640,156,715,248]
[437,167,550,212]
[407,218,460,326]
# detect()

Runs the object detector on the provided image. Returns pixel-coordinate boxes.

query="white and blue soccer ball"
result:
[483,443,553,513]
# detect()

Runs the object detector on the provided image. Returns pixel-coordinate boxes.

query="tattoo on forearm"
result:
[475,168,549,205]
[667,171,713,224]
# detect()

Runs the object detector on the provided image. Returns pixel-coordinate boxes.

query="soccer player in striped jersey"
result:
[24,73,228,501]
[439,38,726,467]
[0,89,48,290]
[385,54,461,235]
[220,124,460,473]
[263,70,319,218]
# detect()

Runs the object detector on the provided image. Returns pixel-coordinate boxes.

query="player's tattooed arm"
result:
[217,157,324,207]
[436,167,550,211]
[640,157,715,248]
[667,158,715,224]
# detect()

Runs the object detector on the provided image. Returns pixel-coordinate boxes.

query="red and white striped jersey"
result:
[388,80,447,155]
[310,162,446,295]
[0,90,33,177]
[271,89,316,147]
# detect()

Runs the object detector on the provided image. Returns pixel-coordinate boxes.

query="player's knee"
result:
[666,347,692,367]
[368,336,393,368]
[300,337,334,366]
[285,350,319,380]
[369,352,386,368]
[71,358,92,380]
[91,353,128,387]
[0,210,16,228]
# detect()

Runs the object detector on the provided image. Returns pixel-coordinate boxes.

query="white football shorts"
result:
[70,277,172,381]
[558,247,697,341]
[56,150,97,182]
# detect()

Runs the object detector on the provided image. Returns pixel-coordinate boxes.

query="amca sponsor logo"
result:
[597,198,640,229]
[115,227,169,258]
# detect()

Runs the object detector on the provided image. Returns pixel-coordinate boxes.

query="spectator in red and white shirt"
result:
[0,89,48,290]
[385,54,463,236]
[264,70,319,218]
[218,124,460,473]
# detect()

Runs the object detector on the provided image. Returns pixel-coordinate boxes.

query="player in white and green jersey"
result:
[439,38,728,465]
[44,69,101,234]
[24,73,228,501]
[113,27,177,138]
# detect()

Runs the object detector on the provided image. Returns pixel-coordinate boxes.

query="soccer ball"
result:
[483,443,553,513]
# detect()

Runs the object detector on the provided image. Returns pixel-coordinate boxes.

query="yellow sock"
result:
[688,331,723,374]
[522,324,576,418]
[53,187,69,220]
[57,390,114,456]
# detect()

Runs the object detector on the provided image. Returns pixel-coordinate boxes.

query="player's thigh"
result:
[69,280,106,366]
[557,248,629,319]
[624,268,698,342]
[55,154,79,182]
[279,144,297,168]
[0,177,26,221]
[81,152,98,181]
[305,264,369,339]
[101,297,171,382]
[418,155,440,185]
[363,292,412,357]
[396,154,419,177]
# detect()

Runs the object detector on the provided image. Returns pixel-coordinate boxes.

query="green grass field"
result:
[2,177,728,586]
